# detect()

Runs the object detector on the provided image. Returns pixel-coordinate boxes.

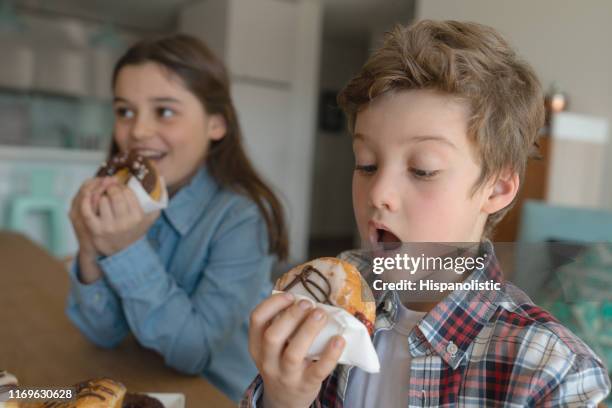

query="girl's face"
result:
[113,62,226,193]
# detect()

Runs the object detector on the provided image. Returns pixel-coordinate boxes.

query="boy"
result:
[241,20,611,407]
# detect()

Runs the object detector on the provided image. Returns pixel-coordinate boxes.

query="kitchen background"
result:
[0,0,611,264]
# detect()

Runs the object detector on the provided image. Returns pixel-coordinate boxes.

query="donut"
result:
[4,378,166,408]
[275,257,376,335]
[96,151,162,202]
[122,393,163,408]
[15,378,126,408]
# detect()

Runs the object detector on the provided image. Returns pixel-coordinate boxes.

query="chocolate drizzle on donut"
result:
[97,151,157,194]
[123,392,164,408]
[282,264,375,336]
[73,378,119,402]
[37,400,69,407]
[282,265,333,305]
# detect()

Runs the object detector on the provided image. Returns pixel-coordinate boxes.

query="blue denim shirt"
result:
[67,166,273,402]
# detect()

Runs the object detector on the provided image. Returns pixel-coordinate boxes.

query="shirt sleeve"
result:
[66,260,130,348]
[537,355,611,407]
[240,375,332,408]
[98,203,273,375]
[240,375,264,408]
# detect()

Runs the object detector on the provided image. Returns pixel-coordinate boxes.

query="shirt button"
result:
[447,341,458,357]
[383,298,393,313]
[94,292,102,304]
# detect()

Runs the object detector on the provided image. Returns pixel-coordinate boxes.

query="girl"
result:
[67,34,287,402]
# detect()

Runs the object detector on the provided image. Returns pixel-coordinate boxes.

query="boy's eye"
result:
[157,107,175,118]
[355,164,377,174]
[115,107,134,119]
[410,168,439,179]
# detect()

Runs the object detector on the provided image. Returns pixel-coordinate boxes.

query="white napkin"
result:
[127,175,168,213]
[273,291,380,373]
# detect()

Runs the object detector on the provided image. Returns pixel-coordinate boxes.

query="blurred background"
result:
[0,0,611,263]
[0,0,410,262]
[0,0,611,400]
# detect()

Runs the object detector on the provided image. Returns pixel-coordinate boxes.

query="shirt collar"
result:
[374,241,504,369]
[162,166,219,235]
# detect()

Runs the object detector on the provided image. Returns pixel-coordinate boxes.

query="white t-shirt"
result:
[344,302,426,408]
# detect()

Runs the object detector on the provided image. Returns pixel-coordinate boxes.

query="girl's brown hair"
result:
[110,34,288,259]
[338,20,545,238]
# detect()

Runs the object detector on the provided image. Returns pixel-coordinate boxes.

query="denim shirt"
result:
[67,166,273,402]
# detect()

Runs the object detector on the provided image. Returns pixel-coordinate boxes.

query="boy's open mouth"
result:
[377,228,402,250]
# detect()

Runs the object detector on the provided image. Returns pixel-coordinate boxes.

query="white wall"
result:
[416,0,612,209]
[180,0,323,261]
[179,0,228,62]
[309,38,368,238]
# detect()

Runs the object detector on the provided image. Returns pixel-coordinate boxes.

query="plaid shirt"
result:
[241,242,611,407]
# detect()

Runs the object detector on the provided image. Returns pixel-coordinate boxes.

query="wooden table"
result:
[0,232,235,407]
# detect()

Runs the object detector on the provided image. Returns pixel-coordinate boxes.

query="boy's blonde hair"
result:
[338,20,545,238]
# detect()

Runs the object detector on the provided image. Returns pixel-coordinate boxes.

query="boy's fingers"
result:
[279,308,327,372]
[250,293,295,331]
[262,300,316,363]
[248,293,295,359]
[304,335,345,385]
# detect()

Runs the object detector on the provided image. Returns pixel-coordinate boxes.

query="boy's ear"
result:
[482,171,519,215]
[207,114,227,141]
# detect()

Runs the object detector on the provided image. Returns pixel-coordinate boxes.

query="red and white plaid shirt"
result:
[241,242,611,407]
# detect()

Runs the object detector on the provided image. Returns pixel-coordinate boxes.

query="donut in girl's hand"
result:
[96,151,163,202]
[274,257,376,335]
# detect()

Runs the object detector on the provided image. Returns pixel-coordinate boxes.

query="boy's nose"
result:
[369,173,400,212]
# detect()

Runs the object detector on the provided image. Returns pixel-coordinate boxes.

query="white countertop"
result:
[0,145,105,163]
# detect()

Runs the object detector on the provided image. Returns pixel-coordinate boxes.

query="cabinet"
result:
[493,112,609,242]
[493,136,550,242]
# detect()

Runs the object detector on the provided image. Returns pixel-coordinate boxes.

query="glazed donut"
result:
[122,393,163,408]
[96,151,162,202]
[15,378,126,408]
[3,378,163,408]
[275,257,376,335]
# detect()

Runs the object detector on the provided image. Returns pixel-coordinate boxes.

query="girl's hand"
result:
[248,293,346,408]
[70,178,107,283]
[70,178,105,260]
[83,179,160,257]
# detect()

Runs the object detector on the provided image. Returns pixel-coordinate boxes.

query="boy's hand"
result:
[249,293,346,408]
[81,179,160,257]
